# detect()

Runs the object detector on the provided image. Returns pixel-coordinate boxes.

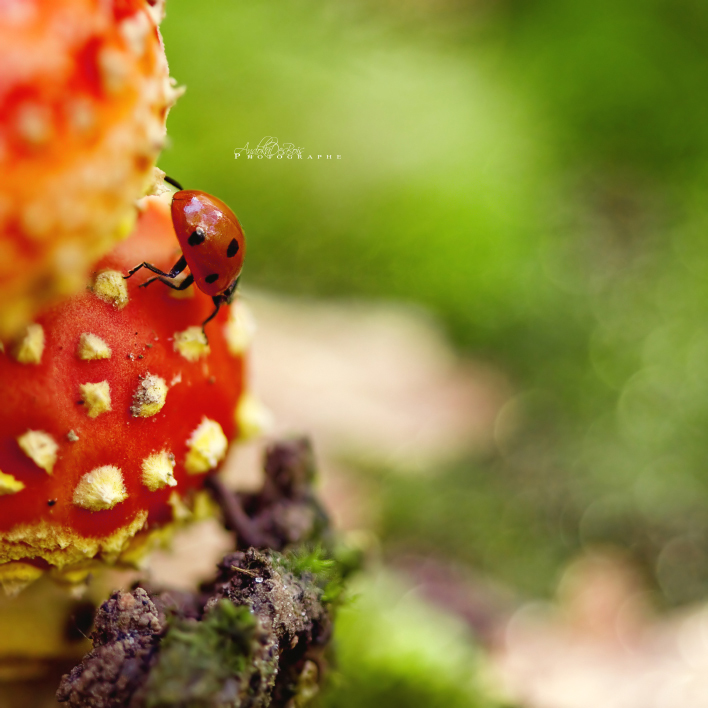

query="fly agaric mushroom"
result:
[0,0,181,338]
[0,194,264,594]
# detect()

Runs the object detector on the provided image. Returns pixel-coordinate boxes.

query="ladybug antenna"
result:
[164,175,184,191]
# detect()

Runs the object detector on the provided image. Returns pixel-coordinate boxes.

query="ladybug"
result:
[125,176,245,331]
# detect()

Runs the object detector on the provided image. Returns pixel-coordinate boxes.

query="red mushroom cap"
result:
[0,0,181,338]
[0,196,258,591]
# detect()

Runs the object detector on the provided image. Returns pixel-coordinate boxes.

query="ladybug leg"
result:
[140,273,195,290]
[201,296,224,335]
[124,255,188,280]
[223,276,240,304]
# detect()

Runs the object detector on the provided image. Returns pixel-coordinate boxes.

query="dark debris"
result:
[206,438,331,552]
[56,438,339,708]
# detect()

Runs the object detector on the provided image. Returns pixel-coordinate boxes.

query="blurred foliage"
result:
[369,457,574,598]
[161,0,708,606]
[320,571,511,708]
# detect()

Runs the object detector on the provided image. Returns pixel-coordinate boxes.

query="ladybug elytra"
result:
[125,177,246,331]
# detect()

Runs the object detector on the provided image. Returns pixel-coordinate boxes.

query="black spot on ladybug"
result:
[188,228,206,246]
[205,273,219,284]
[226,238,239,258]
[47,499,57,507]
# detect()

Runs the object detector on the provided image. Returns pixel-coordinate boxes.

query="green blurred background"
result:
[160,0,708,703]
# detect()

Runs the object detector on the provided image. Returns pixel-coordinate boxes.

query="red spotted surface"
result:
[0,0,176,340]
[0,198,245,547]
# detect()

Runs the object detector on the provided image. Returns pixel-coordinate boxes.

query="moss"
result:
[321,572,513,708]
[143,600,259,708]
[275,546,344,607]
[57,549,336,707]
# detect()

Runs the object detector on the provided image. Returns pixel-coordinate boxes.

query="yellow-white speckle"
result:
[51,560,104,586]
[224,300,256,356]
[0,471,24,496]
[0,507,148,571]
[73,465,127,511]
[80,381,112,418]
[77,333,112,360]
[141,451,177,491]
[92,270,129,309]
[131,373,168,418]
[146,0,166,25]
[173,326,210,362]
[17,430,58,475]
[12,323,44,364]
[53,241,88,290]
[0,562,43,596]
[98,46,129,94]
[184,417,228,475]
[15,103,52,146]
[145,169,174,206]
[119,12,151,57]
[192,489,217,520]
[66,97,95,133]
[235,393,274,440]
[168,491,193,522]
